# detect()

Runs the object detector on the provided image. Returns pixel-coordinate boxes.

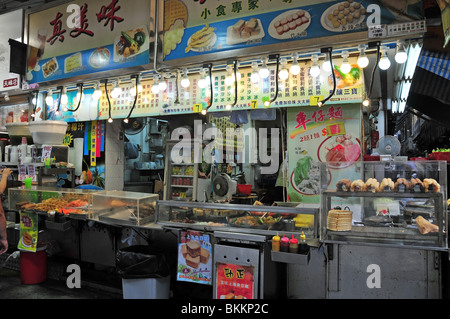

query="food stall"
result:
[1,0,446,299]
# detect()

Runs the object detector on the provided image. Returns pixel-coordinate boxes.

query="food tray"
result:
[98,207,153,226]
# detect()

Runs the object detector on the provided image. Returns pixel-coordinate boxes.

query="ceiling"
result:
[0,0,59,15]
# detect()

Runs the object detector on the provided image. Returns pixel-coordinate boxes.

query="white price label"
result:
[368,25,387,39]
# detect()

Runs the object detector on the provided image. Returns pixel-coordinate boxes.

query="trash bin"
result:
[116,245,170,299]
[20,246,47,285]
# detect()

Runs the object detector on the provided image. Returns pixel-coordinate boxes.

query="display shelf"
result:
[271,250,310,264]
[320,160,448,251]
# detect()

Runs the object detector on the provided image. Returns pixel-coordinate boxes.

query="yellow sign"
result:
[193,103,202,113]
[326,122,346,136]
[90,121,97,167]
[250,100,258,109]
[310,95,324,106]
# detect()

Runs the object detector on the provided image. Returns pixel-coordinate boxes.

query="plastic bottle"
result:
[272,232,280,252]
[5,145,11,162]
[280,233,289,252]
[289,234,299,253]
[18,137,28,164]
[299,231,309,254]
[9,146,18,163]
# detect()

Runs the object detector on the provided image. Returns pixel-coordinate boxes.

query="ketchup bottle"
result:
[280,233,289,252]
[289,234,299,253]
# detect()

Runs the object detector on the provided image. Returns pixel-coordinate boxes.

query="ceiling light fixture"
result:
[45,89,54,106]
[290,53,301,76]
[250,61,260,83]
[317,47,336,107]
[259,58,270,79]
[60,86,68,106]
[395,40,408,64]
[309,54,321,78]
[151,75,160,94]
[110,79,121,99]
[278,58,289,81]
[340,51,351,74]
[322,55,332,73]
[357,44,369,68]
[379,46,391,70]
[180,68,190,88]
[92,81,102,101]
[198,68,208,88]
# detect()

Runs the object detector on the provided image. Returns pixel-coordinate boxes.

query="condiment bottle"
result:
[280,233,289,252]
[299,231,309,254]
[272,232,280,252]
[289,234,298,253]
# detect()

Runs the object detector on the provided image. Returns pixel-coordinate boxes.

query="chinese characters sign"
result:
[163,0,424,63]
[215,263,254,299]
[287,103,361,204]
[26,0,152,83]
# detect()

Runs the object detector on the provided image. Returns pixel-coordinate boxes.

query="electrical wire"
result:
[270,54,280,104]
[125,76,139,121]
[66,83,83,112]
[318,48,336,106]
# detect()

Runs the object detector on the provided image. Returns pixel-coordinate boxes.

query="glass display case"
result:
[92,190,158,226]
[163,140,199,201]
[156,200,319,238]
[8,186,98,219]
[320,161,448,250]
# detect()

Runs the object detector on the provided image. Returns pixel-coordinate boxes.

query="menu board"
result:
[287,103,362,204]
[26,0,152,84]
[163,0,424,63]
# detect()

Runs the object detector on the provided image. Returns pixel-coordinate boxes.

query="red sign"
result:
[215,262,254,299]
[3,78,18,88]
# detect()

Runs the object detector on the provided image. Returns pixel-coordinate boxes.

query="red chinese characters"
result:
[47,12,66,45]
[97,0,124,31]
[70,4,94,38]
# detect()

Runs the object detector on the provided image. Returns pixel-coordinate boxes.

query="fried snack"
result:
[164,0,188,32]
[336,179,351,192]
[378,178,394,192]
[394,178,410,192]
[423,178,440,193]
[363,178,379,193]
[350,179,364,192]
[410,178,425,193]
[415,216,439,234]
[22,231,33,246]
[185,24,216,53]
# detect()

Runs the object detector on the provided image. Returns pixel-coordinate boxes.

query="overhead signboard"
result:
[0,10,23,92]
[26,0,154,84]
[162,0,424,65]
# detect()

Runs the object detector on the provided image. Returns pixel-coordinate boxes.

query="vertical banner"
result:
[18,211,38,252]
[287,104,362,204]
[215,263,254,299]
[90,120,97,166]
[177,230,212,285]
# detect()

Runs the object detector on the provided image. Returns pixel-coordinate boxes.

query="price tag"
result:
[310,95,323,106]
[193,104,202,113]
[326,122,346,136]
[368,25,387,39]
[250,100,258,109]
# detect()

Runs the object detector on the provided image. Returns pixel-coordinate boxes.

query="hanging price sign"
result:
[326,122,346,136]
[310,95,324,106]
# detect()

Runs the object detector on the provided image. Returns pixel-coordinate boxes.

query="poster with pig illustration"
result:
[287,104,362,204]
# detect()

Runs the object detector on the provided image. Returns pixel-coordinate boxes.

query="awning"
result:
[406,49,450,125]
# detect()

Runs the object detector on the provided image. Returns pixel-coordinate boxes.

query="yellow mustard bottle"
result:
[272,232,280,251]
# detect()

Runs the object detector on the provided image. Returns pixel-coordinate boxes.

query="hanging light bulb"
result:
[340,51,351,74]
[225,65,235,86]
[201,108,207,115]
[110,80,121,99]
[395,40,407,64]
[278,58,289,81]
[259,59,270,79]
[309,54,321,78]
[322,55,332,73]
[108,117,113,123]
[159,79,167,91]
[45,89,54,106]
[60,86,68,106]
[290,53,300,76]
[250,62,260,83]
[357,44,369,68]
[130,75,143,96]
[198,69,208,88]
[362,97,370,107]
[151,75,160,94]
[92,82,102,100]
[379,46,391,70]
[180,69,190,88]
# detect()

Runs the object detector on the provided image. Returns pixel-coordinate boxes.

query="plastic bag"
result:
[116,245,170,279]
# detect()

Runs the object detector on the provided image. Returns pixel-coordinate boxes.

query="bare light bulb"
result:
[340,51,351,74]
[110,82,121,99]
[46,89,54,106]
[379,47,391,70]
[322,58,332,73]
[259,60,270,79]
[395,41,407,64]
[278,59,289,81]
[309,55,320,78]
[92,83,102,100]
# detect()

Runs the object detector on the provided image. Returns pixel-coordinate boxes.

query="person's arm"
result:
[0,168,12,255]
[0,168,12,194]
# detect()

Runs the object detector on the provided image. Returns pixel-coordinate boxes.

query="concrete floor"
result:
[0,267,122,299]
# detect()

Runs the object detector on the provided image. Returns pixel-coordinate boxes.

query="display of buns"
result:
[336,177,441,193]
